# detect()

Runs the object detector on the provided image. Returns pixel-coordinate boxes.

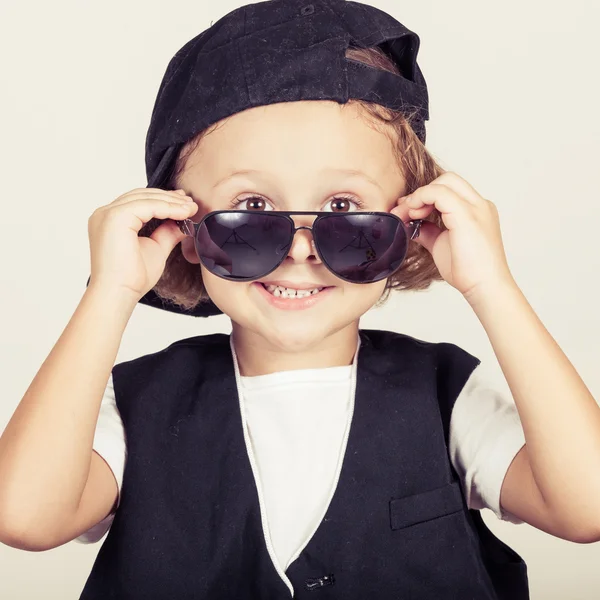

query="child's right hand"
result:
[87,188,198,300]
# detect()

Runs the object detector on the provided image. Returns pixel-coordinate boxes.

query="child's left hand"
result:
[391,171,515,300]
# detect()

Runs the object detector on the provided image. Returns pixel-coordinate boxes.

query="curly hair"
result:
[139,45,447,311]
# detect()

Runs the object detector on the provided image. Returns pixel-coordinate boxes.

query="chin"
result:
[259,321,335,352]
[228,310,330,350]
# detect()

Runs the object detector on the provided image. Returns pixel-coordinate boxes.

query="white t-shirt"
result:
[75,336,526,576]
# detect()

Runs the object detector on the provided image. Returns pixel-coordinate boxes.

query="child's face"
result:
[178,100,413,350]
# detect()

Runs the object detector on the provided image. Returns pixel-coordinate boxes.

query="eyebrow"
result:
[211,168,383,191]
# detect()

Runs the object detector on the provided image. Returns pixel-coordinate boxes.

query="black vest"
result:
[79,329,529,599]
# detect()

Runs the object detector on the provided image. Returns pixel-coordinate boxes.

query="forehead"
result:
[180,100,403,184]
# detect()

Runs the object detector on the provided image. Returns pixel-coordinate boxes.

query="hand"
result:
[391,172,515,299]
[87,188,198,299]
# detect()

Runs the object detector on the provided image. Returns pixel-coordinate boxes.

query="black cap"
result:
[87,0,430,318]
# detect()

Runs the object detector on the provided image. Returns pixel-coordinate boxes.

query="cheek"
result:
[201,267,229,297]
[340,279,387,311]
[200,268,247,311]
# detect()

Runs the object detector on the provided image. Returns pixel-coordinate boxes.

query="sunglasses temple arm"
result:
[174,218,196,237]
[407,219,423,240]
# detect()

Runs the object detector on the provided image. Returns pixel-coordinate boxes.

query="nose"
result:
[284,224,322,265]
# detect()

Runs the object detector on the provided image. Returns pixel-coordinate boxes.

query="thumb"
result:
[411,220,440,255]
[150,220,187,256]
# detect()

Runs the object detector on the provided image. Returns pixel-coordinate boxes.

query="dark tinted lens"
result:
[313,213,407,283]
[195,212,293,280]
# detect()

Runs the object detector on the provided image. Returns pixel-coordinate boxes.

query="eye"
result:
[229,196,274,211]
[323,195,365,212]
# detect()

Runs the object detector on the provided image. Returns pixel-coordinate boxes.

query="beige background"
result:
[1,0,599,598]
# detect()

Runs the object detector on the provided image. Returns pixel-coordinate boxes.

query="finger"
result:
[149,219,188,255]
[431,172,486,206]
[115,198,198,233]
[405,184,474,230]
[117,191,194,204]
[120,187,189,197]
[391,200,435,224]
[390,202,412,222]
[410,220,443,254]
[110,190,195,207]
[406,204,436,220]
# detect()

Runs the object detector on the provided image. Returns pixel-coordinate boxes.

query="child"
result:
[1,1,599,598]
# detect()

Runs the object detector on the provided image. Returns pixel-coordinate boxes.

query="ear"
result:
[180,236,201,264]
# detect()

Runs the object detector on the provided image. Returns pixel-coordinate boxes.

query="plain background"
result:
[1,0,599,597]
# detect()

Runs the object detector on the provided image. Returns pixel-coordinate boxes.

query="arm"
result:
[0,284,138,550]
[467,280,600,543]
[397,170,600,543]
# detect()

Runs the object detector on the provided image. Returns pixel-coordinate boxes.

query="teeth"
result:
[264,284,324,298]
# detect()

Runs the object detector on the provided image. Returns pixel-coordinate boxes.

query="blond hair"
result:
[139,46,446,311]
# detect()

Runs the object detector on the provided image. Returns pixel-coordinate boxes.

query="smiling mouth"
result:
[260,283,331,298]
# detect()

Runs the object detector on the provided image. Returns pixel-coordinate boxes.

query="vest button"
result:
[304,574,335,590]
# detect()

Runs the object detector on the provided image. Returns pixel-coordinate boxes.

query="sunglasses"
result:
[174,210,423,285]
